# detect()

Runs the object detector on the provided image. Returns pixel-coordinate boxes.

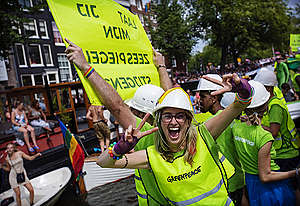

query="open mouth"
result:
[168,127,180,140]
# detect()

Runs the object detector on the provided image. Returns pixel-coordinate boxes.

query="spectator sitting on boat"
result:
[11,100,39,153]
[0,143,41,206]
[98,74,254,205]
[28,100,52,133]
[86,105,110,153]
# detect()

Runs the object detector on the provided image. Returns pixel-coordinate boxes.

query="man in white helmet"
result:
[65,39,172,205]
[194,74,247,205]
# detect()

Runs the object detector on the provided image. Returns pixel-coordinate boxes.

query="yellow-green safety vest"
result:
[273,86,287,106]
[147,129,234,206]
[291,71,300,93]
[263,97,300,150]
[134,170,148,205]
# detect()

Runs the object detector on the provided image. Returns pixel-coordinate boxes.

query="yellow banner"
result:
[290,34,300,52]
[47,0,160,105]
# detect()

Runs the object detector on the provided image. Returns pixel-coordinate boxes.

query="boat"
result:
[287,100,300,120]
[83,157,134,191]
[0,167,72,206]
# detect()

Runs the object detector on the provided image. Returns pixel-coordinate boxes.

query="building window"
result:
[28,44,43,66]
[15,44,27,67]
[34,74,43,85]
[22,75,33,86]
[43,45,53,66]
[39,20,48,38]
[57,54,72,81]
[136,0,142,10]
[47,72,58,84]
[24,19,38,38]
[18,0,32,8]
[32,0,43,7]
[51,21,63,45]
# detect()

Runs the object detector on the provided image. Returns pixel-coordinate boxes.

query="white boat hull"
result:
[83,161,134,191]
[0,167,72,206]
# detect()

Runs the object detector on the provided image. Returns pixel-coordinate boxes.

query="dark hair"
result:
[31,99,39,108]
[281,83,290,90]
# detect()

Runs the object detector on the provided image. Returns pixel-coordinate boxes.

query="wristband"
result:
[122,155,128,168]
[83,66,95,78]
[108,143,122,160]
[158,65,166,68]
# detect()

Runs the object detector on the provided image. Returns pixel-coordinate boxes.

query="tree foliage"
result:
[148,0,195,69]
[185,0,291,69]
[188,45,221,72]
[0,0,25,58]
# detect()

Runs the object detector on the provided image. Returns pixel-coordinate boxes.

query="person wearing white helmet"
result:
[231,80,297,206]
[98,73,254,205]
[196,75,246,205]
[65,39,172,205]
[254,67,286,105]
[256,67,300,203]
[255,68,300,171]
[195,74,223,114]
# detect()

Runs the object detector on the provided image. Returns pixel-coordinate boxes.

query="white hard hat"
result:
[194,74,222,91]
[254,68,277,86]
[125,84,164,114]
[153,87,193,114]
[220,92,235,108]
[247,80,270,108]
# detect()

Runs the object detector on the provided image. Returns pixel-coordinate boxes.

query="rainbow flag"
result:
[58,120,85,179]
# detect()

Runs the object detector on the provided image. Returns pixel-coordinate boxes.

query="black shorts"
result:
[275,155,300,190]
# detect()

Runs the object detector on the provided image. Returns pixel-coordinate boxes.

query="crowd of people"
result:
[65,36,300,206]
[0,37,299,205]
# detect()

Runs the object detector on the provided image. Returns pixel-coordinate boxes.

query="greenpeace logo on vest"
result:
[167,166,201,183]
[234,136,254,146]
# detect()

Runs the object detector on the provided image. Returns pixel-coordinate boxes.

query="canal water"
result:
[55,176,138,206]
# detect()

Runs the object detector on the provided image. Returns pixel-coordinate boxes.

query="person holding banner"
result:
[97,74,253,205]
[65,39,172,204]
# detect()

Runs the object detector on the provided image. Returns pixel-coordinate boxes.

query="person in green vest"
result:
[290,68,300,97]
[64,39,172,205]
[98,74,253,205]
[232,80,297,206]
[194,74,246,206]
[274,56,290,90]
[255,69,300,203]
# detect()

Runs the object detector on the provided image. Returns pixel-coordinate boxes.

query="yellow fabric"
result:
[290,34,300,52]
[218,152,235,190]
[194,112,213,124]
[47,0,160,105]
[147,128,232,205]
[134,170,148,205]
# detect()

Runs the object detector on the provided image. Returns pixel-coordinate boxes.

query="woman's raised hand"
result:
[113,113,158,155]
[65,38,90,73]
[203,73,241,96]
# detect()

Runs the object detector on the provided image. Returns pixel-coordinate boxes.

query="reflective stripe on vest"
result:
[147,128,231,205]
[220,155,225,163]
[165,179,232,206]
